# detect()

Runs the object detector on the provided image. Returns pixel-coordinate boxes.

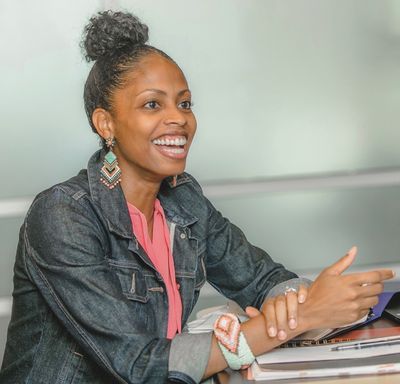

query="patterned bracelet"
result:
[213,313,255,370]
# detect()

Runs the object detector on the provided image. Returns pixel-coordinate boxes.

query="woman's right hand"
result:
[299,246,395,330]
[246,285,309,341]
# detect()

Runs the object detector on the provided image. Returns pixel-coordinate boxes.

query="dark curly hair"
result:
[81,11,174,144]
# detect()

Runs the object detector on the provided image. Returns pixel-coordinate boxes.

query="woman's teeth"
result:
[152,137,187,146]
[163,147,185,154]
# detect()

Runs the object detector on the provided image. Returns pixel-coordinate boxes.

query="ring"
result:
[284,287,298,296]
[361,282,371,287]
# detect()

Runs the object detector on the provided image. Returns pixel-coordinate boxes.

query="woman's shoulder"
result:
[27,169,91,220]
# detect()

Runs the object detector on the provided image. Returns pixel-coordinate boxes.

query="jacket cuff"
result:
[168,331,213,383]
[266,277,313,299]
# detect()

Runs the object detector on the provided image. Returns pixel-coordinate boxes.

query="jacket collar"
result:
[87,150,198,238]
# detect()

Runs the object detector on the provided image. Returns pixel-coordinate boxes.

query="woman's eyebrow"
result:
[135,88,166,96]
[135,88,191,97]
[178,89,191,96]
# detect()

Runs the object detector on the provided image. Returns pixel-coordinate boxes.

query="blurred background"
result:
[1,0,400,360]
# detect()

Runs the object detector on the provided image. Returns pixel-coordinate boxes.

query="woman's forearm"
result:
[202,312,312,379]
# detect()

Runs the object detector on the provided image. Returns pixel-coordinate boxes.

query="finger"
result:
[356,308,371,322]
[245,306,261,318]
[275,296,288,340]
[323,246,357,276]
[262,299,277,337]
[360,295,380,310]
[297,285,308,304]
[360,308,370,318]
[285,291,298,329]
[347,270,395,286]
[356,282,384,298]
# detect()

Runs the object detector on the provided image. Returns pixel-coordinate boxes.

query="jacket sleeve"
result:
[23,187,210,384]
[187,176,299,310]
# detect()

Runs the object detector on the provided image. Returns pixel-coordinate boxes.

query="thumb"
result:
[323,246,357,276]
[245,306,261,318]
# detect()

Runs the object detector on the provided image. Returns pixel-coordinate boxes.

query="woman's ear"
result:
[92,108,115,139]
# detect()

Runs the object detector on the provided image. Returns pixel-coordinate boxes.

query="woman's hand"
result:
[206,247,394,380]
[246,285,309,340]
[299,246,395,330]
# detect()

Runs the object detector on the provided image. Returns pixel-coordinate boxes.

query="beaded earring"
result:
[100,137,122,189]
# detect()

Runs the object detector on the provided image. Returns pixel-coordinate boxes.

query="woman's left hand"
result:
[246,285,309,341]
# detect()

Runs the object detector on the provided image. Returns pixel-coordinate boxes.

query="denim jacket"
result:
[0,150,298,384]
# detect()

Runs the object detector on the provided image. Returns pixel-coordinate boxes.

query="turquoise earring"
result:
[100,137,121,189]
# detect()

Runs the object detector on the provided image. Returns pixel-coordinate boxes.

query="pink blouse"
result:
[127,199,182,339]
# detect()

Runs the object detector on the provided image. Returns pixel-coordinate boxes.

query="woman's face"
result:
[109,53,197,182]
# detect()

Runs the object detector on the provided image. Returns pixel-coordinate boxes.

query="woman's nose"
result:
[164,106,186,126]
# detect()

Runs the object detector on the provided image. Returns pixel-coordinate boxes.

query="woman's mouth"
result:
[151,135,188,159]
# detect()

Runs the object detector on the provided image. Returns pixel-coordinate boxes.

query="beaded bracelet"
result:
[213,313,255,370]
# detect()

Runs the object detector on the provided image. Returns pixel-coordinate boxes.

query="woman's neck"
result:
[119,168,162,228]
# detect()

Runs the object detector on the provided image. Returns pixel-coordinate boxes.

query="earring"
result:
[100,137,121,189]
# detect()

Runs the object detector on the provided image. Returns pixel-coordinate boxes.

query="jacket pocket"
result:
[107,260,149,303]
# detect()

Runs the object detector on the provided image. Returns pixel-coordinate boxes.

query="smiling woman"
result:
[0,9,394,384]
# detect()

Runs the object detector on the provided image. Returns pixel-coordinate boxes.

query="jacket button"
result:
[180,233,186,239]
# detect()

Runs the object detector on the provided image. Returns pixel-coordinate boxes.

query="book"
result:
[250,335,400,381]
[250,354,400,381]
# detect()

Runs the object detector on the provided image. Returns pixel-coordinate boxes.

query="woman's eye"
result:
[144,101,159,109]
[179,101,193,110]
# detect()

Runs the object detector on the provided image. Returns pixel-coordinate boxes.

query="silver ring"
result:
[284,287,298,296]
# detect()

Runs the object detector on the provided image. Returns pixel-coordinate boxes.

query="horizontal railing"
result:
[2,167,400,218]
[1,167,400,317]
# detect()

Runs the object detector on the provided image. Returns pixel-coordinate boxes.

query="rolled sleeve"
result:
[168,332,213,384]
[266,277,313,299]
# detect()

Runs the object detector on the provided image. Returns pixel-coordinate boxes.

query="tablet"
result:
[384,291,400,323]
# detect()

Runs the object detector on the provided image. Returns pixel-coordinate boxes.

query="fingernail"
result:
[298,295,305,303]
[268,326,277,337]
[347,246,356,255]
[278,330,287,340]
[289,318,297,329]
[392,271,396,278]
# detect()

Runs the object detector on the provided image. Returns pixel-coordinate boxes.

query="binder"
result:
[281,291,397,347]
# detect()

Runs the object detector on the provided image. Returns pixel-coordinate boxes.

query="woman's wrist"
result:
[296,299,321,332]
[240,314,270,356]
[241,311,313,356]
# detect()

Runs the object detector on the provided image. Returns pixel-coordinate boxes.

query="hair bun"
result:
[82,10,149,62]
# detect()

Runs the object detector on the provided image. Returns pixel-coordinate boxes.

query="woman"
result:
[0,11,393,383]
